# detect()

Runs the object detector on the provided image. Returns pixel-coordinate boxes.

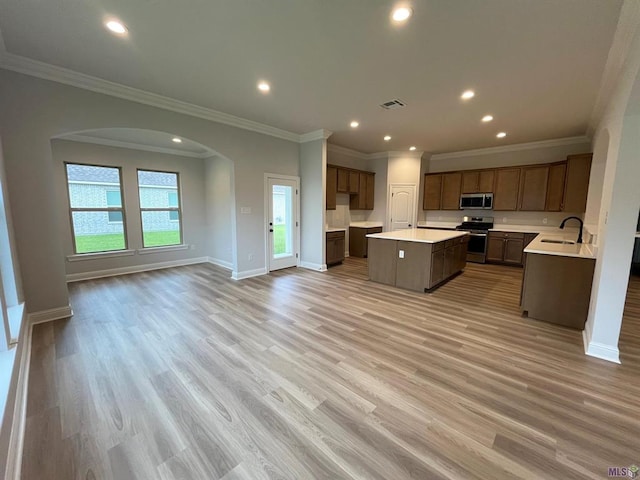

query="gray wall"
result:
[299,139,326,269]
[0,69,299,312]
[51,140,207,277]
[205,156,235,268]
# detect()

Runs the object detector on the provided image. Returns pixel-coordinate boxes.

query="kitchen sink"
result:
[540,238,576,245]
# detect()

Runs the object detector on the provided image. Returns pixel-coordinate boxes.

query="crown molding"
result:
[0,52,303,143]
[387,150,424,159]
[587,0,640,136]
[56,134,213,159]
[430,136,591,161]
[326,143,369,159]
[300,129,333,143]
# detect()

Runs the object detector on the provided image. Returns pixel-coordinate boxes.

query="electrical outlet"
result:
[189,244,196,250]
[542,218,548,225]
[502,217,507,223]
[399,250,405,259]
[248,253,254,261]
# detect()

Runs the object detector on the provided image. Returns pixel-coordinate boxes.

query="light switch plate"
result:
[399,250,405,259]
[241,207,251,214]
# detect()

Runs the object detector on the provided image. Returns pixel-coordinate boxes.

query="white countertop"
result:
[524,233,596,259]
[367,228,468,244]
[325,227,347,233]
[490,225,580,234]
[350,222,384,228]
[636,232,640,239]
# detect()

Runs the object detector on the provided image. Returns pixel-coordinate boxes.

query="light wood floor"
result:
[22,259,640,479]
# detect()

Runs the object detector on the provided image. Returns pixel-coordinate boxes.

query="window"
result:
[106,190,123,223]
[65,164,127,254]
[137,170,182,247]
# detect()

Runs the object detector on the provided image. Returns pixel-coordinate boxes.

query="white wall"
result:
[51,140,208,278]
[0,69,300,312]
[205,156,235,269]
[299,138,326,270]
[583,9,640,362]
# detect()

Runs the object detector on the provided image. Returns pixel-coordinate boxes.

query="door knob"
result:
[269,229,274,233]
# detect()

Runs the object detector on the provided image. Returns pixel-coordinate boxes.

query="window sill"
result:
[67,249,136,262]
[137,244,189,255]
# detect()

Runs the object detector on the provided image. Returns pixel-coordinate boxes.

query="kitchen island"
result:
[521,233,596,329]
[367,229,469,292]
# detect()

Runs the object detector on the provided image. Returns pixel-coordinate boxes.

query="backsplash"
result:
[326,193,367,228]
[422,210,583,228]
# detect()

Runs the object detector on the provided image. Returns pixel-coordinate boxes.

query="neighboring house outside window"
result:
[106,190,123,223]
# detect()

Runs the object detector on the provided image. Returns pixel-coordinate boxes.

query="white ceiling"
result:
[0,0,623,154]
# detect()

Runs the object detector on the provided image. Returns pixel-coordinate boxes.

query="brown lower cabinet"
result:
[326,230,345,266]
[368,235,468,292]
[487,231,540,266]
[349,226,383,257]
[521,253,595,329]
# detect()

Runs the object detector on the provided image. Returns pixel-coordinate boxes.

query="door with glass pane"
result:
[267,177,299,271]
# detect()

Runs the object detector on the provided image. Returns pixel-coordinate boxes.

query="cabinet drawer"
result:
[326,231,345,240]
[433,241,445,252]
[445,239,456,248]
[490,231,524,240]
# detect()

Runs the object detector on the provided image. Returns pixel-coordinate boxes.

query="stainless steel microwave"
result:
[460,193,493,210]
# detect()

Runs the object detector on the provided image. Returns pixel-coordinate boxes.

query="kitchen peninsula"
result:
[367,229,469,292]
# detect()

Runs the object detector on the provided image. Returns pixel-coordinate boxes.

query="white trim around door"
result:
[387,184,417,231]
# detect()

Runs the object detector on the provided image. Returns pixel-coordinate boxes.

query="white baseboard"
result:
[299,262,327,272]
[3,314,35,479]
[231,268,267,280]
[26,305,73,325]
[345,251,350,257]
[65,257,209,282]
[582,329,621,364]
[207,257,233,270]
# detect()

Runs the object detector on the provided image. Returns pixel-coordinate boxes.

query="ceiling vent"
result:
[379,99,406,110]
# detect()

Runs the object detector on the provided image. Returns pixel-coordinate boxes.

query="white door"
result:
[388,184,416,231]
[267,176,299,271]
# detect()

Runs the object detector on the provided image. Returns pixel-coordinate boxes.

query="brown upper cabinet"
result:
[337,168,349,193]
[493,168,521,211]
[441,172,462,210]
[423,174,443,210]
[349,171,360,194]
[461,170,495,194]
[545,162,567,211]
[326,165,374,211]
[326,165,337,210]
[518,165,549,211]
[563,154,592,213]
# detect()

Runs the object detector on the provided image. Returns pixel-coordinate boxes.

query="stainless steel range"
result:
[455,216,494,263]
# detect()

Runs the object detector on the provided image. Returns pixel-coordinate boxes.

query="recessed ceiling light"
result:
[409,146,417,151]
[172,137,182,143]
[461,90,475,100]
[496,132,507,138]
[105,19,127,35]
[350,121,359,128]
[257,81,270,93]
[482,115,494,122]
[392,7,413,22]
[384,135,391,141]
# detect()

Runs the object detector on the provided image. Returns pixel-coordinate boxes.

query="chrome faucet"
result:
[559,216,583,244]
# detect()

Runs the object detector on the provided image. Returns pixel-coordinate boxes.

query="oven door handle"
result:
[468,233,487,237]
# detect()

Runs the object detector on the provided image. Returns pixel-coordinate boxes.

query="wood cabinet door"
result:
[518,165,549,211]
[365,173,375,210]
[503,238,524,265]
[430,249,445,287]
[486,235,505,262]
[423,174,442,210]
[493,168,521,211]
[478,170,495,193]
[349,171,360,194]
[545,162,567,211]
[444,246,455,277]
[563,154,592,213]
[461,171,479,193]
[337,168,349,193]
[441,172,462,210]
[358,173,368,209]
[326,166,337,210]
